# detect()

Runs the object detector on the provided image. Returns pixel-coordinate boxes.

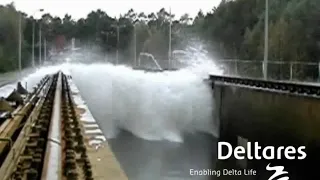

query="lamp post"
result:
[44,38,47,62]
[111,22,126,64]
[168,7,172,69]
[133,21,139,67]
[263,0,269,80]
[32,9,44,68]
[18,13,22,78]
[39,21,42,66]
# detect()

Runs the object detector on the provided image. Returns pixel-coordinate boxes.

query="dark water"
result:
[107,130,217,180]
[103,129,319,180]
[80,85,219,180]
[81,97,318,180]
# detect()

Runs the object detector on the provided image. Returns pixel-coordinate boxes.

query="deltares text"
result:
[218,142,307,160]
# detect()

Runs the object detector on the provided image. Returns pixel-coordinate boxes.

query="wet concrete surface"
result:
[107,130,217,180]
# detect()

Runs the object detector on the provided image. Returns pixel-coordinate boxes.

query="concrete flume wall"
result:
[214,82,320,145]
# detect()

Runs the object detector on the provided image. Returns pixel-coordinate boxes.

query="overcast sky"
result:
[0,0,221,20]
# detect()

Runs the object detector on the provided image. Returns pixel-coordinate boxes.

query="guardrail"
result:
[119,55,320,83]
[211,74,320,178]
[214,59,320,82]
[138,53,163,71]
[147,59,320,82]
[210,75,320,96]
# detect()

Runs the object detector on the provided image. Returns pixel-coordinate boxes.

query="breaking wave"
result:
[0,53,223,143]
[69,57,222,142]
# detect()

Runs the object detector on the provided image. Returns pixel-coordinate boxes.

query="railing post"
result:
[235,60,238,76]
[318,61,320,82]
[262,61,266,79]
[290,62,293,81]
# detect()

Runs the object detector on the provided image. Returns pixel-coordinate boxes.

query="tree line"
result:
[0,0,319,78]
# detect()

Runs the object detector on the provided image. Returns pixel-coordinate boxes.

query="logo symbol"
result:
[266,163,289,180]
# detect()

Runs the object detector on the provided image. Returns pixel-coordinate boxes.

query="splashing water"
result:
[0,66,63,97]
[0,50,223,143]
[173,46,222,78]
[68,52,223,142]
[20,66,66,91]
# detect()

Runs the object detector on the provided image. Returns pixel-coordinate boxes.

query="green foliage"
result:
[0,3,26,72]
[0,0,319,74]
[200,0,320,63]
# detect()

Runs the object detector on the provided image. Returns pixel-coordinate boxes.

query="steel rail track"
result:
[9,73,58,180]
[1,72,93,180]
[0,75,50,168]
[209,75,320,96]
[0,78,50,180]
[41,72,62,180]
[60,73,93,180]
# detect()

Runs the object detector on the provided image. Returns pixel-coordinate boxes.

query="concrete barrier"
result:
[211,76,320,179]
[214,82,320,145]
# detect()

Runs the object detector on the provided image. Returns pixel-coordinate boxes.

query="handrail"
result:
[215,59,319,66]
[210,75,320,96]
[138,52,163,71]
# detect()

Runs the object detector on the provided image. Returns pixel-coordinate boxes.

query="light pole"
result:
[32,9,44,68]
[44,38,47,62]
[116,25,119,64]
[39,21,42,66]
[18,13,22,77]
[263,0,269,80]
[168,7,172,69]
[32,21,35,67]
[111,23,126,65]
[133,21,138,67]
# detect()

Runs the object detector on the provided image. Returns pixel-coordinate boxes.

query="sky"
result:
[0,0,221,20]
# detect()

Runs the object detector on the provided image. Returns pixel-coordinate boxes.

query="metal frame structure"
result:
[215,59,320,82]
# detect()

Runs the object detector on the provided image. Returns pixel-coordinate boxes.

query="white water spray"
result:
[68,49,223,142]
[0,48,223,143]
[0,66,63,97]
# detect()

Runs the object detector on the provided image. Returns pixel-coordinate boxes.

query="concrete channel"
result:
[1,70,319,180]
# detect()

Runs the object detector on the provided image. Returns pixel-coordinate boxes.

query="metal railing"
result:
[133,55,320,83]
[214,59,320,82]
[137,53,163,70]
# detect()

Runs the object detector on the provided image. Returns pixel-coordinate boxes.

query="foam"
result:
[69,60,222,142]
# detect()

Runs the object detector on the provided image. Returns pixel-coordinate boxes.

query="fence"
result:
[215,60,320,82]
[134,56,320,83]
